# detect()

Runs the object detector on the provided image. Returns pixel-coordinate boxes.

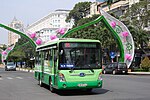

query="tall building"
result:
[26,9,74,41]
[8,17,24,46]
[89,0,129,17]
[129,0,139,7]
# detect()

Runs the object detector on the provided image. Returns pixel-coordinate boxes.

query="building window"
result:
[148,20,150,26]
[148,4,150,10]
[101,4,107,8]
[113,0,120,3]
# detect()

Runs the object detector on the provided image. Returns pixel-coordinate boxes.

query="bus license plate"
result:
[78,84,87,87]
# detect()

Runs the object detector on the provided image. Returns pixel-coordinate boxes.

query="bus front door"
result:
[41,52,44,81]
[53,49,57,86]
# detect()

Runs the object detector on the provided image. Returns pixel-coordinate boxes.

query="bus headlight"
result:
[59,73,66,82]
[98,72,103,80]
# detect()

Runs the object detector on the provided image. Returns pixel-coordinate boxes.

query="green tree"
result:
[8,49,25,62]
[7,36,35,68]
[140,57,150,71]
[123,0,150,29]
[66,2,92,25]
[122,0,150,54]
[128,26,149,51]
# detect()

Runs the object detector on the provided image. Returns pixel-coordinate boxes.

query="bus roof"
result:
[36,38,100,49]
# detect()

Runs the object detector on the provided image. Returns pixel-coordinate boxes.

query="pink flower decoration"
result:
[110,21,116,28]
[7,47,12,50]
[36,38,42,45]
[50,35,57,40]
[57,28,61,33]
[60,30,65,35]
[30,33,36,38]
[125,54,132,60]
[57,28,66,35]
[2,51,7,55]
[122,31,129,37]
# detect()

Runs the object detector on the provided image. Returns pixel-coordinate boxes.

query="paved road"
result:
[0,67,150,100]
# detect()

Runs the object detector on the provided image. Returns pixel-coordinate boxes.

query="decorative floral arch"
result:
[0,9,134,68]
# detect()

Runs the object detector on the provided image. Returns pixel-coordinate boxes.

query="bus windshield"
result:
[59,42,101,70]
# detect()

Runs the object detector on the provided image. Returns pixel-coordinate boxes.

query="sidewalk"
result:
[128,72,150,75]
[0,64,4,68]
[16,68,34,73]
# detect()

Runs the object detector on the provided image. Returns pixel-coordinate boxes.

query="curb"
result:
[128,72,150,75]
[16,68,34,73]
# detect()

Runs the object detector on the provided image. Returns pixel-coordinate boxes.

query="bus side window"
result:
[35,51,41,65]
[54,49,58,67]
[49,49,53,67]
[44,50,50,67]
[50,49,53,60]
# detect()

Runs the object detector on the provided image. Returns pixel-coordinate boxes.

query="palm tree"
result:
[128,25,149,54]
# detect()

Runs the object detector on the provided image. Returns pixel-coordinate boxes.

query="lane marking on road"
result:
[7,77,13,80]
[16,77,23,79]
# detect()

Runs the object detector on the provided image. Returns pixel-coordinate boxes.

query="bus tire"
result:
[49,78,55,93]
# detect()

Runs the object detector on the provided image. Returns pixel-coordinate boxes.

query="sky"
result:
[0,0,95,44]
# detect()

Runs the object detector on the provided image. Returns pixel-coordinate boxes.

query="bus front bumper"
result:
[57,80,103,90]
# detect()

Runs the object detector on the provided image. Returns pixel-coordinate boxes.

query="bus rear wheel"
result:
[49,79,55,93]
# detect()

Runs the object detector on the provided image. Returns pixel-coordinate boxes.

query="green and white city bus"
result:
[34,38,103,92]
